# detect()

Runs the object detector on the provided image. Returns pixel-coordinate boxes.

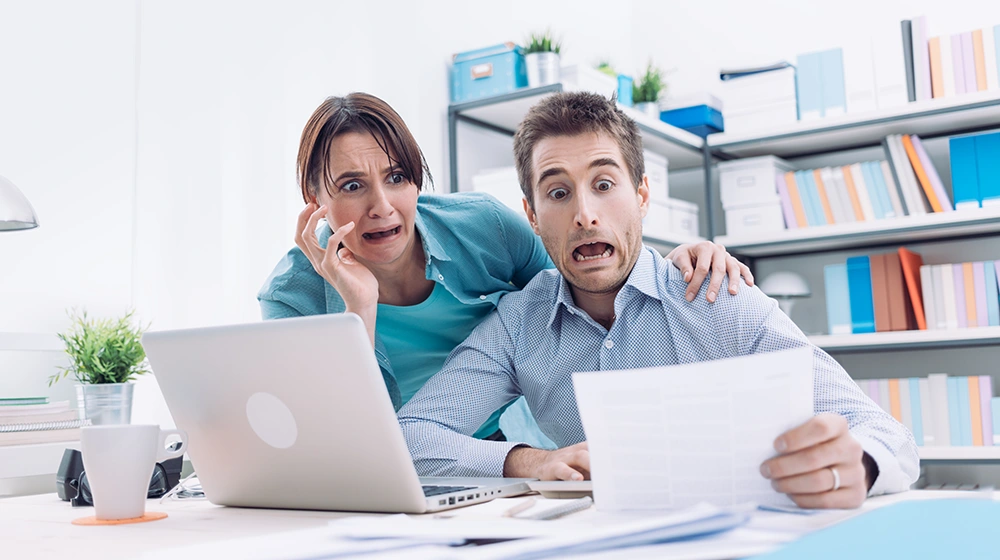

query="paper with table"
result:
[572,347,814,511]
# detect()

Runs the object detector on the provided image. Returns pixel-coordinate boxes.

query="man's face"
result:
[523,132,649,297]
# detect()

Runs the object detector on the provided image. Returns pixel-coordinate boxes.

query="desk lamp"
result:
[0,175,38,231]
[760,271,811,318]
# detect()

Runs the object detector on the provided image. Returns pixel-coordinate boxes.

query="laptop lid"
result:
[144,314,441,513]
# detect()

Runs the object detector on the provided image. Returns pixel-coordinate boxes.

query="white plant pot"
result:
[635,102,661,120]
[78,382,134,425]
[526,52,560,87]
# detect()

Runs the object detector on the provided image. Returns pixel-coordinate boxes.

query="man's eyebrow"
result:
[537,166,568,185]
[589,158,622,171]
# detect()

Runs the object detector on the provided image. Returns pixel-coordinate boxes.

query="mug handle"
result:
[157,429,188,463]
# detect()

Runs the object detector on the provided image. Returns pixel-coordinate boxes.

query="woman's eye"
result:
[549,188,568,200]
[596,180,613,192]
[389,173,405,184]
[340,181,362,193]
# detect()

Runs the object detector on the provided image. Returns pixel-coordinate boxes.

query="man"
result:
[398,92,918,509]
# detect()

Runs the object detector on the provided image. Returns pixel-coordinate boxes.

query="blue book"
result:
[958,377,973,446]
[948,377,962,446]
[846,256,876,334]
[803,171,829,225]
[824,264,853,335]
[950,135,980,209]
[868,161,895,218]
[820,48,847,116]
[985,261,1000,327]
[909,377,924,446]
[796,52,824,119]
[975,132,1000,206]
[861,162,886,219]
[795,171,820,226]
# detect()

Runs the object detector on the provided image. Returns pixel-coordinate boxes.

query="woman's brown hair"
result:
[297,93,432,202]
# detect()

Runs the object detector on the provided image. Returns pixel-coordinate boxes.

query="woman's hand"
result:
[295,203,379,345]
[667,241,754,303]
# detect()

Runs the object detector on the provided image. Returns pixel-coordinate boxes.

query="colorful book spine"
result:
[953,263,968,328]
[879,378,891,414]
[962,32,977,94]
[880,160,905,217]
[796,51,824,120]
[775,173,799,228]
[912,16,932,101]
[784,172,809,228]
[963,262,978,327]
[984,26,1000,91]
[948,377,963,445]
[920,265,937,330]
[847,256,877,334]
[889,378,903,422]
[939,264,958,329]
[919,377,933,445]
[902,135,945,212]
[973,29,988,92]
[821,48,847,117]
[900,377,913,435]
[870,379,881,408]
[973,262,988,328]
[958,377,972,446]
[950,135,981,210]
[813,169,836,224]
[911,136,953,211]
[952,34,968,95]
[861,162,886,219]
[970,376,984,446]
[824,264,853,335]
[975,132,1000,206]
[843,165,869,220]
[908,378,924,446]
[929,37,945,98]
[929,373,951,446]
[985,261,1000,327]
[982,376,994,446]
[940,33,957,98]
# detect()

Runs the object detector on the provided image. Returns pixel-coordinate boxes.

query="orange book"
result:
[969,376,984,446]
[898,248,927,330]
[901,135,944,212]
[813,169,836,224]
[963,262,977,325]
[784,172,808,228]
[840,166,865,220]
[888,378,903,422]
[973,30,988,92]
[929,37,945,98]
[870,253,892,332]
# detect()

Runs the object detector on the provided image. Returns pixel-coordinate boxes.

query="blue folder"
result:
[757,500,1000,559]
[796,52,824,119]
[909,377,924,446]
[986,261,1000,327]
[975,132,1000,205]
[820,48,847,115]
[824,264,852,335]
[846,256,876,334]
[950,135,980,209]
[948,377,962,445]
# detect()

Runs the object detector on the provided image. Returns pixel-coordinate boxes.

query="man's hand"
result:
[760,414,870,509]
[666,241,754,303]
[503,442,590,481]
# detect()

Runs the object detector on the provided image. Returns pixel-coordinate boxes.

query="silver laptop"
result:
[142,314,532,513]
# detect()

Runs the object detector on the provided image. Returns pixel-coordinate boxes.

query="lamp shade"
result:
[759,271,811,299]
[0,175,38,231]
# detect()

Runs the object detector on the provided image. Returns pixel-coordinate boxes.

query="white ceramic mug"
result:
[80,424,187,520]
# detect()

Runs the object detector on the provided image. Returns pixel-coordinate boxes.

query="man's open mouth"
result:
[573,241,614,262]
[362,226,401,239]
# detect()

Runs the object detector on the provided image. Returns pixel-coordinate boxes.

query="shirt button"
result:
[604,339,614,349]
[438,274,444,281]
[479,295,487,300]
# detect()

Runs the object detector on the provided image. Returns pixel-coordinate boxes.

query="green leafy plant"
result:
[632,61,667,104]
[524,29,562,55]
[595,60,618,78]
[48,310,150,386]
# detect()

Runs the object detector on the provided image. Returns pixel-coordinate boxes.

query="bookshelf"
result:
[918,446,1000,463]
[811,327,1000,353]
[709,90,1000,159]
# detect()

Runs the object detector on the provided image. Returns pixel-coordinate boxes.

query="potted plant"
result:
[633,61,667,118]
[48,309,150,425]
[524,29,562,87]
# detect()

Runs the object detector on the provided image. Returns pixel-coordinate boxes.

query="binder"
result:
[973,262,988,328]
[783,172,809,228]
[775,173,799,228]
[953,263,968,328]
[984,261,1000,327]
[846,256,877,334]
[824,264,853,335]
[869,253,892,332]
[950,135,981,210]
[981,376,994,447]
[969,376,984,446]
[919,377,934,445]
[928,373,951,446]
[919,264,936,330]
[974,132,1000,206]
[909,378,924,446]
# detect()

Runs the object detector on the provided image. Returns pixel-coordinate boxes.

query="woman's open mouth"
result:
[573,241,614,262]
[362,226,401,240]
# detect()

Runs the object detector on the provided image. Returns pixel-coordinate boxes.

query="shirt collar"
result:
[548,245,663,327]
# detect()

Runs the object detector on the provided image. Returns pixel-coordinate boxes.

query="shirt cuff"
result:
[854,433,915,497]
[456,439,528,478]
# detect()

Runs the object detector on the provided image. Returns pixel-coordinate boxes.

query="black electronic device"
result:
[55,443,184,507]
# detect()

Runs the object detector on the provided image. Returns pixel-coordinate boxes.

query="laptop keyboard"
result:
[422,485,476,497]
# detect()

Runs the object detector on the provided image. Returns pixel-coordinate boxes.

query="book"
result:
[888,378,903,422]
[911,135,953,211]
[0,397,49,407]
[953,263,968,328]
[0,409,78,426]
[952,34,968,95]
[969,376,984,446]
[900,377,913,433]
[847,256,877,333]
[813,169,836,224]
[919,264,936,330]
[839,165,865,220]
[870,253,892,332]
[975,132,1000,206]
[901,134,945,212]
[0,427,81,447]
[973,262,988,328]
[939,264,958,329]
[901,20,916,102]
[893,135,930,214]
[957,377,973,446]
[984,27,1000,91]
[928,373,951,446]
[929,36,945,98]
[824,264,853,335]
[796,51,824,120]
[850,163,877,221]
[0,401,71,417]
[980,376,994,447]
[783,172,809,227]
[823,167,849,224]
[985,261,1000,327]
[881,160,906,218]
[0,418,89,433]
[973,29,988,92]
[962,262,977,327]
[885,251,912,330]
[962,32,977,94]
[948,377,963,444]
[821,48,847,117]
[950,135,981,210]
[879,378,892,414]
[775,172,799,228]
[869,161,898,218]
[911,16,932,101]
[919,377,933,445]
[800,170,827,225]
[940,33,957,98]
[830,167,857,222]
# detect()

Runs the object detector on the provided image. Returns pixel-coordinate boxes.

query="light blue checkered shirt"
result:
[398,246,919,496]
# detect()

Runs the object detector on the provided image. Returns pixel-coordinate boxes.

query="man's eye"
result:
[549,188,568,200]
[389,173,405,184]
[340,181,362,193]
[596,180,613,191]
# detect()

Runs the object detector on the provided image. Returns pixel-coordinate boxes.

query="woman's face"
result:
[313,131,420,269]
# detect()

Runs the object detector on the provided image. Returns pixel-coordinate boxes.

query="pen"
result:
[519,496,593,520]
[502,497,537,517]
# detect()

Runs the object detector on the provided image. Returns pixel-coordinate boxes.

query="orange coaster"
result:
[72,511,168,526]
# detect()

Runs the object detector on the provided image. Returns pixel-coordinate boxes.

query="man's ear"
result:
[637,175,651,220]
[523,197,541,235]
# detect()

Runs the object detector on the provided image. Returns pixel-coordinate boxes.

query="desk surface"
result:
[0,490,993,560]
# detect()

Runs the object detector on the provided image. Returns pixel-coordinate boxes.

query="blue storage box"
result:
[659,105,725,138]
[451,43,528,104]
[617,75,634,107]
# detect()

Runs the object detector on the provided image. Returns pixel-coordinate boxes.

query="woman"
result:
[258,93,752,445]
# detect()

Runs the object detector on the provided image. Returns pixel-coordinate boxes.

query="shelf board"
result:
[709,90,1000,158]
[0,441,79,479]
[810,326,1000,353]
[918,446,1000,462]
[450,85,707,170]
[644,233,705,256]
[714,205,1000,257]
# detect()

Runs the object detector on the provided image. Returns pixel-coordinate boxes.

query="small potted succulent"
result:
[632,61,667,118]
[49,309,150,425]
[524,29,562,87]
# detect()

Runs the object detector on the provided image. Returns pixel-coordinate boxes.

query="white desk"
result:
[0,490,992,560]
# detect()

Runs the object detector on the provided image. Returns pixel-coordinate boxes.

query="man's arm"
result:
[716,283,919,498]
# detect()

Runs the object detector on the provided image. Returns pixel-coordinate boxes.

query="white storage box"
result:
[643,150,670,202]
[642,199,672,240]
[561,64,619,98]
[665,197,699,237]
[718,155,795,209]
[725,202,785,237]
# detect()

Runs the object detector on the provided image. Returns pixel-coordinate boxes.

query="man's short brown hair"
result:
[513,92,644,208]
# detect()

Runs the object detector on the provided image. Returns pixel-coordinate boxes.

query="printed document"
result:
[572,347,814,511]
